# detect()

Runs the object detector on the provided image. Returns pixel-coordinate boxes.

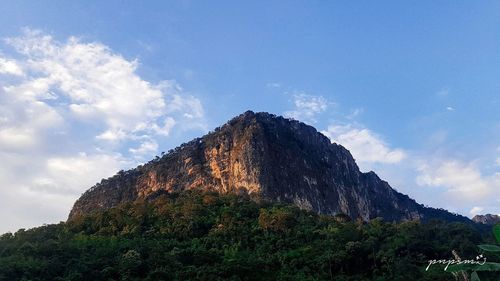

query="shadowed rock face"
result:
[473,214,500,225]
[69,111,470,223]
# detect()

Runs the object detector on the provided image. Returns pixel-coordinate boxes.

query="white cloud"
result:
[0,57,23,76]
[33,153,126,195]
[0,86,64,151]
[446,106,454,111]
[416,160,499,202]
[96,129,128,142]
[0,150,128,232]
[470,206,484,216]
[152,117,176,136]
[129,140,159,156]
[4,29,204,141]
[284,93,329,124]
[0,29,206,233]
[322,124,406,166]
[0,127,36,149]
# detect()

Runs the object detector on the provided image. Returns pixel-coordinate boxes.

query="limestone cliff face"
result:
[473,214,500,225]
[69,111,469,223]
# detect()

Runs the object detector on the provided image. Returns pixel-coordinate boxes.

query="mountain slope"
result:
[69,111,469,223]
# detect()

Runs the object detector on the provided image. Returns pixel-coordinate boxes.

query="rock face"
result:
[69,111,469,223]
[472,214,500,225]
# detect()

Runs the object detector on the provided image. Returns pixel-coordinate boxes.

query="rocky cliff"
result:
[69,111,469,223]
[473,214,500,225]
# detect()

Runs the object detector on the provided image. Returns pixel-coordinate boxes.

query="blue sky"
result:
[0,1,499,232]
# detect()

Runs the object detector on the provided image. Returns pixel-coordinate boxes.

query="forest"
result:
[0,190,498,281]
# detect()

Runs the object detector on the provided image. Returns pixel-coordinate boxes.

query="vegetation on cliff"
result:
[1,190,498,281]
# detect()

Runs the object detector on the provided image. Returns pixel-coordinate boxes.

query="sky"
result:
[0,1,499,233]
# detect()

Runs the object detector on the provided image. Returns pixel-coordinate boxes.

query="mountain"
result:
[473,214,500,225]
[69,111,469,223]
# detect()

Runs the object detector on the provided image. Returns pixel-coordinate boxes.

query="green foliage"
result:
[478,244,500,252]
[448,262,500,272]
[258,207,297,232]
[0,191,494,281]
[494,224,500,245]
[447,224,500,280]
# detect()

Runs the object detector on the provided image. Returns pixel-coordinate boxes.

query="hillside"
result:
[1,191,494,281]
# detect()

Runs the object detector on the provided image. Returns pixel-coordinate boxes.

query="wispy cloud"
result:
[284,92,330,124]
[346,108,364,119]
[266,82,281,88]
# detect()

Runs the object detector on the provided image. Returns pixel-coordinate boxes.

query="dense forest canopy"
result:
[0,190,498,281]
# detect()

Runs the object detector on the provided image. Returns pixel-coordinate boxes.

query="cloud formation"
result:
[0,29,205,232]
[0,57,23,76]
[284,93,329,124]
[5,29,204,144]
[416,159,499,204]
[470,206,484,216]
[322,124,406,166]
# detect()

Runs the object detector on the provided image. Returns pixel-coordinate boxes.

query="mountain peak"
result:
[69,111,470,224]
[472,214,500,225]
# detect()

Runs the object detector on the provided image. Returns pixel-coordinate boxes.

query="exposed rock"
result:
[69,111,470,223]
[472,214,500,225]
